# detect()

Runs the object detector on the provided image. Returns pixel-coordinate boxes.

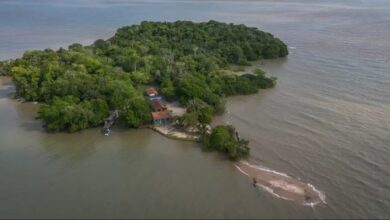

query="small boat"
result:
[102,127,110,136]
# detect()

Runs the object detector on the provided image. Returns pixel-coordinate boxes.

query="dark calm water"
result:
[1,0,390,218]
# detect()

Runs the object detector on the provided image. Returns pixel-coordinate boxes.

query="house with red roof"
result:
[145,86,162,100]
[152,111,171,125]
[151,99,167,112]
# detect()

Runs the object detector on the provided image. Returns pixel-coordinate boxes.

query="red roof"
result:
[151,99,167,111]
[146,87,158,96]
[152,111,171,120]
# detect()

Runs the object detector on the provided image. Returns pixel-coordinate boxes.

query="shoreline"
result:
[3,76,325,207]
[150,124,201,142]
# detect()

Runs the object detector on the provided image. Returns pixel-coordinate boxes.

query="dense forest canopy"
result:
[3,20,288,132]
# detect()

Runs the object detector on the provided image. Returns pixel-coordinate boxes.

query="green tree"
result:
[37,96,108,132]
[202,125,250,160]
[10,65,41,101]
[104,79,137,109]
[131,70,151,85]
[160,77,176,100]
[179,112,198,129]
[4,20,286,132]
[123,97,152,128]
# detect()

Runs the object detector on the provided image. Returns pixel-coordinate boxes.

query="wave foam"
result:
[307,183,326,204]
[240,160,290,178]
[235,165,250,177]
[257,184,291,201]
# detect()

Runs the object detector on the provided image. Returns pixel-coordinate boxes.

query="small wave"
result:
[240,160,290,178]
[235,165,250,177]
[289,46,296,49]
[307,183,326,204]
[257,184,291,201]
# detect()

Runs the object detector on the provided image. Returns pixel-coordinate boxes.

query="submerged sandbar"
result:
[236,161,326,206]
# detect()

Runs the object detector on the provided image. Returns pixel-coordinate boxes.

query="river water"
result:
[0,0,389,218]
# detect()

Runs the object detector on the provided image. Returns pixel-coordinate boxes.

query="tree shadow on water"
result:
[1,79,99,164]
[19,121,43,132]
[0,78,15,99]
[40,129,102,164]
[13,101,42,132]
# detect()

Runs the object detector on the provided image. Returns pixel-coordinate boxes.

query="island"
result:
[1,20,327,206]
[0,20,288,160]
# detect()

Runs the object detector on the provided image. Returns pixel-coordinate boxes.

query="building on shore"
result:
[146,86,161,100]
[152,111,171,125]
[151,99,168,112]
[147,87,172,125]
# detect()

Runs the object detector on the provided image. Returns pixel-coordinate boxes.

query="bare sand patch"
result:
[152,124,200,141]
[166,101,186,117]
